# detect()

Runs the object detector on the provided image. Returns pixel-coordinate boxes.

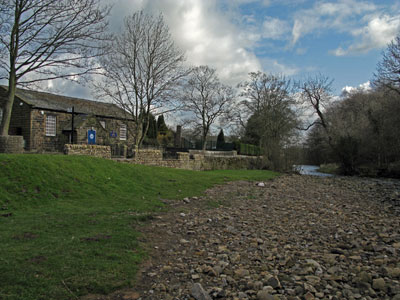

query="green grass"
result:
[318,163,340,175]
[0,154,278,300]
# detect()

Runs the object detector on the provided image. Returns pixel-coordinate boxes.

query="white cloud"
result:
[261,58,299,76]
[262,17,290,39]
[291,0,377,46]
[107,0,262,86]
[333,14,400,56]
[342,81,372,95]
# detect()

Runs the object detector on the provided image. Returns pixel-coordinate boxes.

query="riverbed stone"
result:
[105,175,400,300]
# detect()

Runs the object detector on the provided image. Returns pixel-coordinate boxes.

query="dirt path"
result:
[83,175,400,300]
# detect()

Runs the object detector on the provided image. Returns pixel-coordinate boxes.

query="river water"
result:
[295,165,334,177]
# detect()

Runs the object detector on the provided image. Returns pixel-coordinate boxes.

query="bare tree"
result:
[180,65,234,150]
[0,0,110,136]
[239,72,292,115]
[94,11,186,149]
[374,35,400,95]
[239,72,298,170]
[297,74,334,133]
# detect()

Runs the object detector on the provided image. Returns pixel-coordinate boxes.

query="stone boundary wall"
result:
[64,144,111,159]
[134,149,163,163]
[0,135,24,153]
[188,150,237,157]
[119,149,260,171]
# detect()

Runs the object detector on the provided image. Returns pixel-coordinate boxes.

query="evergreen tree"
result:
[157,115,169,134]
[217,129,225,150]
[146,114,157,139]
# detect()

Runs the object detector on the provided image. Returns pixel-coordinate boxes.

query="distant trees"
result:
[300,36,400,176]
[95,11,186,149]
[374,34,400,94]
[179,66,234,150]
[0,0,110,136]
[304,88,400,176]
[239,72,299,170]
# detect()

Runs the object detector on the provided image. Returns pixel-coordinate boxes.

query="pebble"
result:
[128,175,400,300]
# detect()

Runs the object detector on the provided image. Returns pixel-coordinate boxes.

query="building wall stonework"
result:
[64,144,111,159]
[0,89,31,150]
[29,110,135,153]
[0,136,24,153]
[119,149,260,171]
[30,109,70,152]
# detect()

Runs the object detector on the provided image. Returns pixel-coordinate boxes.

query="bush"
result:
[239,143,262,156]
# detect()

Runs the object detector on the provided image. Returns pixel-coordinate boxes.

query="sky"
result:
[48,0,400,98]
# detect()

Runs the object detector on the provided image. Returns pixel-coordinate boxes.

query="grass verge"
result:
[318,163,340,175]
[0,154,278,300]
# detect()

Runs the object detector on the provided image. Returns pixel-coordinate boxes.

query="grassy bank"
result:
[317,163,340,175]
[0,154,278,300]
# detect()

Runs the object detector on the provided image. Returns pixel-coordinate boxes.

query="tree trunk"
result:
[202,129,207,151]
[135,121,143,150]
[0,73,17,136]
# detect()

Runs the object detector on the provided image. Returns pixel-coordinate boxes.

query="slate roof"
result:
[0,86,131,119]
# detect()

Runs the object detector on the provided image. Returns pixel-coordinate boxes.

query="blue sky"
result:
[218,0,399,93]
[43,0,400,97]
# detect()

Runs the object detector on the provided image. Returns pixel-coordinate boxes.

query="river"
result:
[295,165,334,177]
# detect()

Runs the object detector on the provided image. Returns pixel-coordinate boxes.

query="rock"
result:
[372,278,386,291]
[356,271,372,283]
[385,267,400,278]
[235,268,250,278]
[254,281,263,290]
[127,176,400,300]
[257,182,265,187]
[256,290,274,300]
[304,292,315,300]
[191,283,212,300]
[305,259,321,269]
[265,276,280,289]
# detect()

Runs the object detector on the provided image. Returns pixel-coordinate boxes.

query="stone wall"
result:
[64,144,111,159]
[0,88,31,150]
[188,150,238,157]
[134,149,163,163]
[120,149,260,171]
[0,136,24,153]
[31,109,71,152]
[30,110,136,153]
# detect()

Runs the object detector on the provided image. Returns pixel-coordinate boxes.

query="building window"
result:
[100,120,106,129]
[120,124,127,141]
[46,115,56,136]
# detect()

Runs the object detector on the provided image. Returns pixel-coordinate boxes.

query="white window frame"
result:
[120,124,127,141]
[46,115,56,137]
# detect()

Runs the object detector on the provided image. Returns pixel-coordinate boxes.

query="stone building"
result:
[0,86,135,153]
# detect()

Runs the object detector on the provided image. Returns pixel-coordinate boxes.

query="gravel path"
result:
[83,174,400,300]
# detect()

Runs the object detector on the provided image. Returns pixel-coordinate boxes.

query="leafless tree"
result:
[0,0,110,136]
[238,72,292,115]
[239,72,298,170]
[374,35,400,95]
[94,11,187,149]
[297,74,334,133]
[179,65,234,150]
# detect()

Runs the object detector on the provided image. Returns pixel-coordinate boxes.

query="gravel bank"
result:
[84,175,400,300]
